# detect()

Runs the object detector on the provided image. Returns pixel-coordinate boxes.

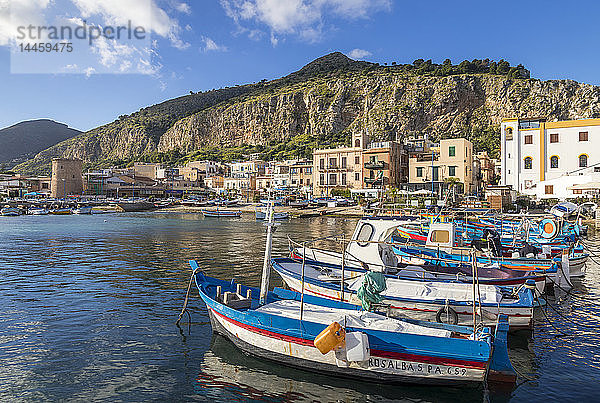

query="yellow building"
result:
[408,138,474,194]
[312,133,366,196]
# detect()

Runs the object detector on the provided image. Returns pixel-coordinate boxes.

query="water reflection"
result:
[0,213,598,401]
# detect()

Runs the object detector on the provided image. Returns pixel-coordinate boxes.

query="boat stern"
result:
[487,315,517,385]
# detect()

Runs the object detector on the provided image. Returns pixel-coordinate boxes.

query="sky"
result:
[1,0,600,132]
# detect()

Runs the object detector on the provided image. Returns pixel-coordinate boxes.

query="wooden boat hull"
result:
[202,210,242,218]
[273,259,535,330]
[197,274,499,386]
[207,307,486,386]
[255,211,289,220]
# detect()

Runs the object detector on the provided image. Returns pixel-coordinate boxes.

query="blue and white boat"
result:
[73,205,93,215]
[182,205,517,387]
[255,209,289,220]
[1,206,21,216]
[28,207,49,215]
[202,209,242,218]
[193,267,516,386]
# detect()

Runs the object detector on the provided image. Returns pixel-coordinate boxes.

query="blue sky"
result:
[1,0,600,132]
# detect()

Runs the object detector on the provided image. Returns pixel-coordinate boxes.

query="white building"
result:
[501,117,600,199]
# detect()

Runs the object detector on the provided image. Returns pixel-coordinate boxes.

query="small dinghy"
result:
[201,209,242,218]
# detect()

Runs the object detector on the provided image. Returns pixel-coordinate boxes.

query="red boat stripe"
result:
[210,308,486,369]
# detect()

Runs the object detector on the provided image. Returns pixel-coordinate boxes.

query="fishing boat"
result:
[28,207,49,215]
[289,200,310,209]
[255,209,289,220]
[72,205,93,215]
[272,257,536,330]
[1,206,21,216]
[194,269,515,385]
[49,207,72,215]
[183,205,517,386]
[289,217,549,292]
[202,209,242,218]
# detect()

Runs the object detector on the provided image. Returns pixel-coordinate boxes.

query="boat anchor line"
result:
[176,263,200,327]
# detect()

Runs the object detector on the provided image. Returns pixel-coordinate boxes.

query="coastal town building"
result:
[408,138,474,194]
[133,162,163,180]
[51,158,83,198]
[289,159,313,190]
[0,174,51,198]
[186,160,220,176]
[362,141,407,191]
[500,117,600,199]
[312,132,366,196]
[204,175,224,191]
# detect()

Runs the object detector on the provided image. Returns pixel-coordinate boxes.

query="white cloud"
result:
[347,48,371,59]
[202,36,227,52]
[84,66,95,77]
[0,0,52,46]
[175,2,191,15]
[69,0,189,49]
[220,0,390,45]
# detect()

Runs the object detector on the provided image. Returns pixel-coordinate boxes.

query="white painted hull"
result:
[208,307,486,385]
[278,271,533,330]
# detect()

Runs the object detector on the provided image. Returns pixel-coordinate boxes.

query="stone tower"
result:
[352,130,369,149]
[51,158,83,198]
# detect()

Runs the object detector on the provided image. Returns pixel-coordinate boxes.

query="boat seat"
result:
[223,291,252,310]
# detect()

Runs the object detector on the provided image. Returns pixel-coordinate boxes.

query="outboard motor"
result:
[519,242,539,258]
[483,228,502,257]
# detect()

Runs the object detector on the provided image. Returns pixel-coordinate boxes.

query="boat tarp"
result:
[255,300,451,338]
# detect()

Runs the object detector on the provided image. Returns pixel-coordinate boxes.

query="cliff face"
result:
[157,73,600,154]
[15,53,600,175]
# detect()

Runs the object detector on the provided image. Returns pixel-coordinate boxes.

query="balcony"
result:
[364,177,383,185]
[364,161,385,170]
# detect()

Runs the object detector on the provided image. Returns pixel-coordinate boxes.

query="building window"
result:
[319,159,325,169]
[306,179,310,185]
[341,157,347,169]
[573,189,583,195]
[524,135,533,144]
[341,173,347,185]
[329,173,337,185]
[355,172,360,181]
[579,154,588,167]
[524,157,532,169]
[550,133,559,143]
[579,132,588,142]
[449,146,455,157]
[545,185,553,194]
[550,156,559,168]
[355,139,361,147]
[448,166,456,176]
[416,167,423,177]
[319,174,324,185]
[355,156,360,164]
[505,127,513,140]
[329,158,337,168]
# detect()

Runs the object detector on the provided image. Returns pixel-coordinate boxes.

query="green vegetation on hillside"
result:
[15,52,534,175]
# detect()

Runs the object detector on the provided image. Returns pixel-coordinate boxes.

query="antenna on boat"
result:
[259,200,278,305]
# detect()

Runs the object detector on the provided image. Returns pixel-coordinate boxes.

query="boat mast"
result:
[259,201,276,305]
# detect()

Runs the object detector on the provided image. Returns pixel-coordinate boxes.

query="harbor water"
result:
[1,213,599,401]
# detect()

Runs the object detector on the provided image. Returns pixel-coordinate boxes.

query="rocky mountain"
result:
[15,53,600,175]
[0,119,81,169]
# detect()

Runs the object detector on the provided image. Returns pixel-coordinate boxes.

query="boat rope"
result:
[175,267,199,326]
[535,289,600,330]
[533,291,569,337]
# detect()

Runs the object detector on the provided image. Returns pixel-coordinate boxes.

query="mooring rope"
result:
[176,267,199,326]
